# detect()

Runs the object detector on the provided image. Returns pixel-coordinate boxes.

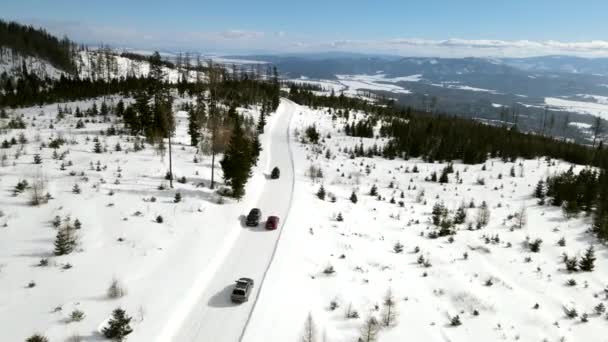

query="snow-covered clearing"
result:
[289,74,422,97]
[244,104,608,342]
[545,97,608,120]
[0,96,283,341]
[431,82,501,94]
[336,75,413,95]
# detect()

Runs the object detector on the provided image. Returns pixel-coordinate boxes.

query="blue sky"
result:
[4,0,608,57]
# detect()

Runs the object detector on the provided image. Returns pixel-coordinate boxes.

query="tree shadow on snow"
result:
[207,285,239,308]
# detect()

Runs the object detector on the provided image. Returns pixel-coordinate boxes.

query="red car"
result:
[265,216,280,230]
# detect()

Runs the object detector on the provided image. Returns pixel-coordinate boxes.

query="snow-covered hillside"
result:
[0,47,66,79]
[2,95,608,342]
[0,47,202,82]
[0,95,277,341]
[244,105,608,342]
[74,51,201,83]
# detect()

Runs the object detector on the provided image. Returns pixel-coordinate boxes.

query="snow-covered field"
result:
[289,73,422,97]
[0,96,280,341]
[3,96,608,342]
[244,104,608,342]
[545,97,608,120]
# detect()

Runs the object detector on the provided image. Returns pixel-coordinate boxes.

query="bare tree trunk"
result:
[168,135,173,188]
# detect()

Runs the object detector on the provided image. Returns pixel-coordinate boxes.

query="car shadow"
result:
[208,285,238,308]
[239,214,249,228]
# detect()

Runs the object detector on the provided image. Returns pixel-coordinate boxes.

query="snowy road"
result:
[170,99,296,342]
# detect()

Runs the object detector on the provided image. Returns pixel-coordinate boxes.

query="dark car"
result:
[271,167,280,179]
[265,216,280,230]
[246,208,262,226]
[231,277,254,303]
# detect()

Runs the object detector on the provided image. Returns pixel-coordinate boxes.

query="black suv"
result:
[271,167,280,179]
[231,277,254,303]
[246,208,262,226]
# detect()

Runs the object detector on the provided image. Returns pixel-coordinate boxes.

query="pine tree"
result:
[316,185,326,200]
[534,180,545,199]
[187,109,201,146]
[439,167,449,183]
[579,245,596,272]
[174,192,182,203]
[251,135,262,164]
[102,308,133,342]
[33,154,42,164]
[350,191,358,204]
[454,205,467,224]
[300,312,317,342]
[72,183,81,194]
[257,111,266,133]
[25,334,49,342]
[336,212,343,221]
[381,289,398,326]
[94,141,102,153]
[220,115,252,199]
[115,143,122,152]
[54,227,74,255]
[359,316,380,342]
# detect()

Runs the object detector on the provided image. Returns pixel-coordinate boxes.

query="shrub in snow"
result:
[38,258,48,267]
[528,238,542,253]
[369,184,378,196]
[27,281,36,288]
[174,192,182,203]
[323,264,335,275]
[14,180,28,195]
[566,279,577,287]
[33,154,42,164]
[563,254,578,272]
[336,212,343,222]
[581,313,589,323]
[107,278,127,299]
[178,176,187,184]
[329,300,339,311]
[70,309,85,322]
[557,237,566,247]
[345,303,359,319]
[25,334,49,342]
[52,215,61,228]
[450,315,462,326]
[564,307,578,319]
[72,183,81,194]
[102,307,133,341]
[156,215,163,223]
[393,242,403,254]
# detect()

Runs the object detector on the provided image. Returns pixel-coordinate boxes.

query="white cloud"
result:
[12,18,608,57]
